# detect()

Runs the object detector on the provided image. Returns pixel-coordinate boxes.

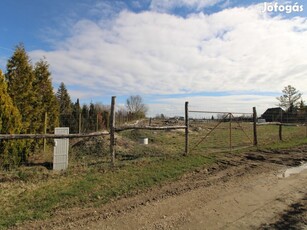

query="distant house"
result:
[261,107,306,123]
[261,107,285,122]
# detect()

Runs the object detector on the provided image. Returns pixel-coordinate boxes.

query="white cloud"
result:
[0,57,6,71]
[149,0,223,12]
[30,4,307,114]
[147,94,276,117]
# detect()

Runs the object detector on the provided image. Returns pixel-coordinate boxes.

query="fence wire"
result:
[2,103,307,174]
[188,110,254,154]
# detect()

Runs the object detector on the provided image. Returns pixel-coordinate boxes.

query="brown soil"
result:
[12,146,307,230]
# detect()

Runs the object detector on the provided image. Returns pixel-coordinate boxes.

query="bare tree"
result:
[126,95,148,119]
[276,85,302,112]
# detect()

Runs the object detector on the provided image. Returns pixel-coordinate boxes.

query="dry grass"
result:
[1,121,307,229]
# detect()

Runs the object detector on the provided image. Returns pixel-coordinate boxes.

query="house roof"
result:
[263,107,284,113]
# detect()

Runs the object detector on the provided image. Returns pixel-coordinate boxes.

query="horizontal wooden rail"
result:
[0,131,109,140]
[115,125,187,132]
[256,122,302,126]
[189,110,252,115]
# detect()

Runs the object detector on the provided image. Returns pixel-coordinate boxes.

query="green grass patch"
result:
[2,122,307,229]
[0,154,213,229]
[258,136,307,150]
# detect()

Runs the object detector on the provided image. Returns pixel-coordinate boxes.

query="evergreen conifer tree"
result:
[56,82,73,127]
[5,44,40,134]
[89,102,97,132]
[71,99,81,133]
[33,59,59,133]
[0,70,23,168]
[81,104,90,132]
[5,44,41,161]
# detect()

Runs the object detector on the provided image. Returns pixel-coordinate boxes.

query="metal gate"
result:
[188,111,254,154]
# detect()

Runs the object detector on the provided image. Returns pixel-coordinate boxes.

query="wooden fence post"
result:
[79,112,82,134]
[229,113,232,152]
[96,114,99,132]
[110,96,116,166]
[43,112,47,153]
[185,101,189,156]
[253,107,258,146]
[279,124,283,141]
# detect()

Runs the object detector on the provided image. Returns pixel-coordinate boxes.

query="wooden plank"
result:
[189,110,252,115]
[43,112,47,152]
[115,125,186,132]
[110,96,116,166]
[185,101,189,156]
[0,131,109,140]
[253,107,258,146]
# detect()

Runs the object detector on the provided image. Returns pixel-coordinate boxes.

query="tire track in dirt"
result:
[12,146,307,230]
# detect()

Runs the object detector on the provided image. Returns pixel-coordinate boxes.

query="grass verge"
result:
[0,154,214,229]
[258,136,307,150]
[1,125,307,229]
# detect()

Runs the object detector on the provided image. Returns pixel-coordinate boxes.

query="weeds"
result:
[1,123,307,229]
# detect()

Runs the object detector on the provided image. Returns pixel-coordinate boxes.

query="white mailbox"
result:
[53,127,69,171]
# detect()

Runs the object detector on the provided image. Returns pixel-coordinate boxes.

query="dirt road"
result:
[17,147,307,230]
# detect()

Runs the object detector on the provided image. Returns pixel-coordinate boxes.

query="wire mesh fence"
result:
[59,112,109,134]
[112,106,188,167]
[261,107,307,123]
[1,99,307,175]
[0,98,188,173]
[258,107,307,145]
[257,122,307,144]
[188,109,254,154]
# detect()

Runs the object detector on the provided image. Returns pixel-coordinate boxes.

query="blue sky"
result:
[1,0,307,116]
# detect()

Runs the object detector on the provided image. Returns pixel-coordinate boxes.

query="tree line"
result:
[0,44,147,168]
[0,44,60,167]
